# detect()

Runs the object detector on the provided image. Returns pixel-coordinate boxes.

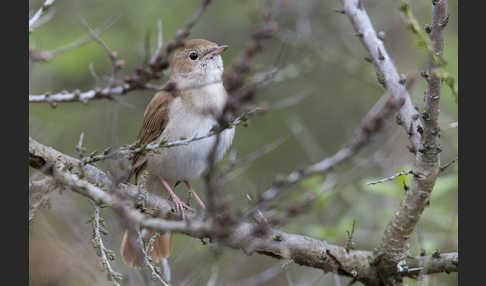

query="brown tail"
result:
[148,231,173,262]
[121,230,173,268]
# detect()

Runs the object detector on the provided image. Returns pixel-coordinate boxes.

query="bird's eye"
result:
[189,52,198,60]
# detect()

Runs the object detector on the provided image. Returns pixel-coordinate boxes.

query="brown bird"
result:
[121,39,234,270]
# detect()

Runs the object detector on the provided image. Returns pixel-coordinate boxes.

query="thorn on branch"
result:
[408,122,414,137]
[420,70,430,80]
[440,15,449,28]
[345,220,356,252]
[76,132,86,158]
[395,114,403,126]
[439,157,458,173]
[416,125,424,135]
[377,47,385,60]
[378,31,386,41]
[403,182,409,192]
[399,74,407,85]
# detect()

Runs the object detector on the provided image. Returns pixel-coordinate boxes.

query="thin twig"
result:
[29,15,120,63]
[366,170,413,185]
[29,0,56,33]
[219,137,287,184]
[79,107,261,165]
[29,136,459,284]
[80,17,123,86]
[439,156,458,173]
[91,202,123,286]
[376,0,449,279]
[137,230,170,286]
[30,1,212,105]
[151,19,164,63]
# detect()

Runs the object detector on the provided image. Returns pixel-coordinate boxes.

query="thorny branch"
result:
[137,231,169,286]
[372,0,448,283]
[76,107,262,166]
[90,203,123,286]
[29,0,457,284]
[331,1,453,283]
[29,136,458,285]
[341,0,423,151]
[29,0,213,105]
[366,170,414,186]
[366,155,457,186]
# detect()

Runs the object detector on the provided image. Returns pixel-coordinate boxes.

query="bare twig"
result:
[341,0,423,151]
[137,230,169,286]
[151,19,164,63]
[80,17,123,86]
[90,203,123,286]
[366,170,413,186]
[439,156,458,173]
[219,137,286,184]
[29,15,120,63]
[29,0,56,33]
[30,1,213,105]
[28,137,458,285]
[78,107,261,166]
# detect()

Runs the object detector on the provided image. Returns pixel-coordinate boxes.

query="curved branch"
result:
[29,137,457,285]
[341,0,422,150]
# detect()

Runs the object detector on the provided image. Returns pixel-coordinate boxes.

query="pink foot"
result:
[161,179,190,219]
[184,181,206,210]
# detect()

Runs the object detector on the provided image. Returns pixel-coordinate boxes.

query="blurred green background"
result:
[29,0,458,285]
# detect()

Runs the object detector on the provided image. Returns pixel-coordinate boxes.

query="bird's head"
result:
[170,39,228,89]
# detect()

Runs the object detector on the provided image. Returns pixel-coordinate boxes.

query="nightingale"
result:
[121,39,235,268]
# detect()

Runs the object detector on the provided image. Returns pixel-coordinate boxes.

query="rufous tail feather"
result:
[121,230,173,269]
[121,230,145,269]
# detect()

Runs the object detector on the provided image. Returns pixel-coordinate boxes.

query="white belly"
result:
[146,109,235,184]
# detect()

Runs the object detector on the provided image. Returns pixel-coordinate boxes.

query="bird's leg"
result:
[161,178,190,219]
[183,181,206,210]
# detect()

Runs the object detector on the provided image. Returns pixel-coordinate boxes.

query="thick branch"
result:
[376,0,448,279]
[28,137,457,285]
[341,0,422,150]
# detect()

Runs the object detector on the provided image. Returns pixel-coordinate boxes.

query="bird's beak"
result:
[203,45,229,58]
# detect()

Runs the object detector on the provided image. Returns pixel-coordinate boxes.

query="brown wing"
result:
[131,91,174,182]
